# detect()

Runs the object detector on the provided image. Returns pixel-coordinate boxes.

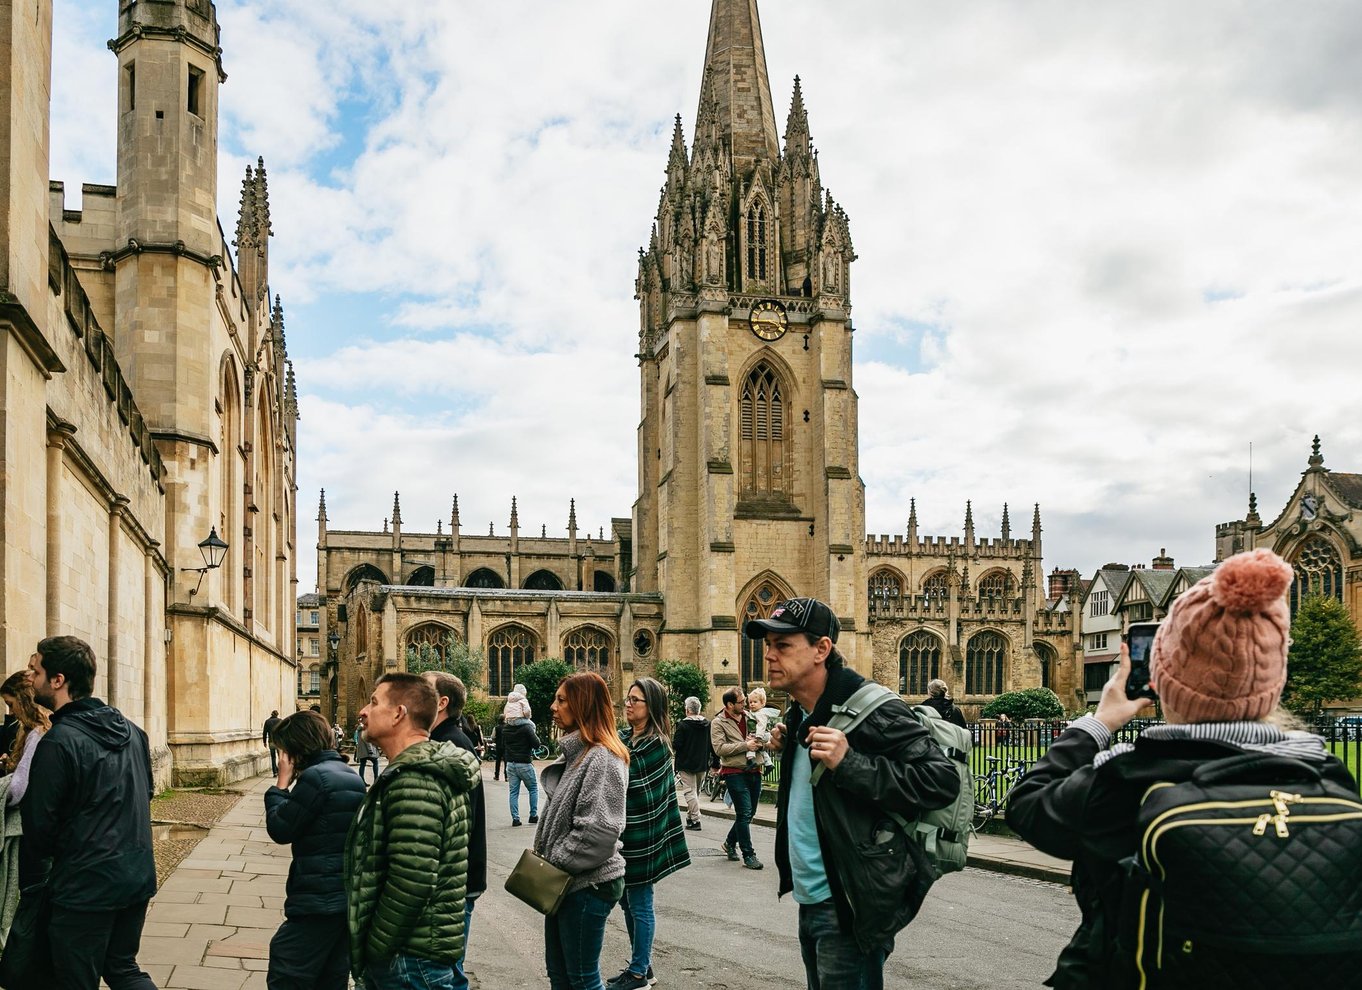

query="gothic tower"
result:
[633,0,869,688]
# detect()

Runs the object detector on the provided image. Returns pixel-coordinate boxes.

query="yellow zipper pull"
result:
[1253,814,1270,836]
[1269,790,1301,817]
[1274,816,1290,839]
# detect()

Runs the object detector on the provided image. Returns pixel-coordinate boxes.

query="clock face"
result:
[750,300,788,341]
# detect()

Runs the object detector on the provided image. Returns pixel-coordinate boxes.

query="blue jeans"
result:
[363,953,455,990]
[619,884,655,978]
[797,900,889,990]
[451,897,475,990]
[544,887,613,990]
[357,757,380,784]
[724,771,762,857]
[507,762,538,820]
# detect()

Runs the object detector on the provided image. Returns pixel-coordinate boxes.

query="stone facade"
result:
[317,0,1080,724]
[0,0,299,785]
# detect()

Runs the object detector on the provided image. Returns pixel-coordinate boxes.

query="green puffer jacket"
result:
[345,739,481,975]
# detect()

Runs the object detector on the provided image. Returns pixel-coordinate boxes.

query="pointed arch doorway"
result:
[737,573,794,690]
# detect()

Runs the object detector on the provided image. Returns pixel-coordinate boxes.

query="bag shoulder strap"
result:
[809,683,899,787]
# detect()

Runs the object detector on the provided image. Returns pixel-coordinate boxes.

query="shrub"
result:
[405,636,486,692]
[655,659,711,726]
[517,658,574,734]
[981,687,1064,721]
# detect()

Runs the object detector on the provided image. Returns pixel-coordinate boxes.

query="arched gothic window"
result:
[746,202,768,282]
[1034,643,1056,691]
[407,566,435,587]
[740,580,785,688]
[524,570,565,591]
[487,625,538,696]
[869,570,903,602]
[979,571,1008,600]
[353,597,370,660]
[563,627,613,679]
[464,568,505,589]
[739,362,788,499]
[966,631,1007,696]
[594,571,617,592]
[406,623,458,667]
[922,571,948,603]
[899,631,942,696]
[1290,536,1344,614]
[344,564,388,594]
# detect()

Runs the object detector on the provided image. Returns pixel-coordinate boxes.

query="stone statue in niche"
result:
[705,231,724,285]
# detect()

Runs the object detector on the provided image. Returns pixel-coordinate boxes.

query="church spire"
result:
[1001,502,1011,540]
[783,74,810,156]
[697,0,780,171]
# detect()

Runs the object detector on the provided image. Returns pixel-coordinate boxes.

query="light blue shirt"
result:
[788,733,831,905]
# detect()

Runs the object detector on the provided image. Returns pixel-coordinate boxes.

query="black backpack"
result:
[1120,752,1362,988]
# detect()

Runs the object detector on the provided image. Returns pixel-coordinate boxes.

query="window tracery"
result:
[739,362,788,499]
[563,627,612,679]
[1290,535,1343,613]
[899,631,941,696]
[488,625,538,696]
[966,631,1007,695]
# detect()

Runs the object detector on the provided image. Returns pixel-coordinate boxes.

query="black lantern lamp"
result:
[183,527,228,598]
[328,630,341,660]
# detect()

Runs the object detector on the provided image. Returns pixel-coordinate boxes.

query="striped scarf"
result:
[619,728,691,888]
[1094,721,1329,769]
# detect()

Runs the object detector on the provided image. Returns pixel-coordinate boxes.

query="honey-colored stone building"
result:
[0,0,299,785]
[318,0,1079,726]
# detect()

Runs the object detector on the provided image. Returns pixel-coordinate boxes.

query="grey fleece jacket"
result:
[533,731,627,893]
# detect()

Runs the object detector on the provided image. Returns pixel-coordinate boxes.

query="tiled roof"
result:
[1329,473,1362,509]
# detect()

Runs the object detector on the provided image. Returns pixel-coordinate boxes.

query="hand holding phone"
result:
[1124,622,1160,702]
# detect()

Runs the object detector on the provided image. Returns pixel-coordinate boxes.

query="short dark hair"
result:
[722,687,744,706]
[376,673,438,732]
[423,671,466,719]
[270,710,334,763]
[36,636,97,699]
[801,634,845,671]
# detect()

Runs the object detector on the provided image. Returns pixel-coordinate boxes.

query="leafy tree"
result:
[1285,594,1362,717]
[655,659,711,726]
[517,658,574,734]
[981,687,1064,721]
[404,636,486,693]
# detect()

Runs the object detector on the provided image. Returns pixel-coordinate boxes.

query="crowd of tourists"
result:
[2,548,1358,989]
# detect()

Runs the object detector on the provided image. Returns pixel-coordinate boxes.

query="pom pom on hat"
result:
[1150,549,1292,723]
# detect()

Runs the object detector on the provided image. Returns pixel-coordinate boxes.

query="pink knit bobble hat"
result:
[1150,548,1294,722]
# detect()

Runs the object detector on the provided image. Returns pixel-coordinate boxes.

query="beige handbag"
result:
[504,848,572,916]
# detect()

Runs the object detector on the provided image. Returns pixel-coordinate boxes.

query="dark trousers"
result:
[48,900,156,990]
[797,899,889,990]
[724,770,762,857]
[268,914,349,990]
[356,757,380,784]
[269,746,278,775]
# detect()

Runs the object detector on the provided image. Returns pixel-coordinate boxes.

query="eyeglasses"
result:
[625,696,646,706]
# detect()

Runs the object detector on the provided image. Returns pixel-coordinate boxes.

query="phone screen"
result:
[1125,623,1159,701]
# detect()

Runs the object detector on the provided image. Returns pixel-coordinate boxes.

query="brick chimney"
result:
[1152,548,1175,571]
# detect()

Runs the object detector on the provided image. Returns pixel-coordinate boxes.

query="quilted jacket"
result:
[1006,719,1359,989]
[345,739,481,974]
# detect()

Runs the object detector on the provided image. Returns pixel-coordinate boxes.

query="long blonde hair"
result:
[1,671,50,767]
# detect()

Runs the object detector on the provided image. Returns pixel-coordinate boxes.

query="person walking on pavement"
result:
[752,597,957,990]
[25,636,159,990]
[354,725,380,785]
[920,680,968,730]
[264,708,282,775]
[607,678,690,990]
[503,705,543,826]
[422,671,488,990]
[711,686,765,869]
[671,696,709,831]
[534,672,629,990]
[492,719,505,781]
[346,673,481,990]
[264,710,366,990]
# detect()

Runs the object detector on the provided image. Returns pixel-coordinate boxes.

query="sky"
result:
[48,0,1362,592]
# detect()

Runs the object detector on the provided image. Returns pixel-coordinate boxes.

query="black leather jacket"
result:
[775,667,958,953]
[23,697,156,910]
[264,750,366,918]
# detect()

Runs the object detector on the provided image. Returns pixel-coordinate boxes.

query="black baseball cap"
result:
[743,597,840,643]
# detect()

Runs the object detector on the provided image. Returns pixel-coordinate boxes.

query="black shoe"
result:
[608,972,649,990]
[686,820,702,831]
[722,841,739,861]
[743,854,763,870]
[528,815,539,824]
[512,819,522,827]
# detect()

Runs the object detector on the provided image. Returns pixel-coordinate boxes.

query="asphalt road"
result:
[466,767,1078,989]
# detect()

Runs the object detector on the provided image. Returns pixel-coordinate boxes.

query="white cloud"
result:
[49,0,1362,591]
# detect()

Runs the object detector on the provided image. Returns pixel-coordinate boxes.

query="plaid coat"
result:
[619,728,691,888]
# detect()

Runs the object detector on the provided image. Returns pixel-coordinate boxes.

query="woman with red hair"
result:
[533,672,629,990]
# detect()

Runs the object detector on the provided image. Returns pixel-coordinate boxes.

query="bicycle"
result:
[532,744,550,761]
[701,766,727,803]
[972,755,1028,829]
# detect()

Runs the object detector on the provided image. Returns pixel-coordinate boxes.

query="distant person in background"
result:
[460,714,485,758]
[264,710,365,990]
[354,725,380,785]
[492,719,505,781]
[921,679,968,729]
[1,670,51,895]
[671,697,709,831]
[263,709,282,774]
[503,704,544,827]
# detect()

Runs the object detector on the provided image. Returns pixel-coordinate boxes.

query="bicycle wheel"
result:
[532,745,549,760]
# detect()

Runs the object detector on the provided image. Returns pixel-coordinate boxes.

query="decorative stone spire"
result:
[1032,503,1042,538]
[234,164,257,249]
[667,114,688,176]
[1308,434,1324,471]
[436,519,443,535]
[783,74,810,156]
[1001,502,1011,540]
[541,524,547,538]
[450,495,461,531]
[317,489,328,522]
[254,156,274,239]
[391,492,402,526]
[1246,491,1261,529]
[489,522,494,536]
[906,498,918,549]
[568,498,578,536]
[697,0,781,171]
[510,496,519,531]
[964,500,974,537]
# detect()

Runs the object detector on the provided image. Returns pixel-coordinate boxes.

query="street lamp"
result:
[328,630,341,661]
[183,527,228,598]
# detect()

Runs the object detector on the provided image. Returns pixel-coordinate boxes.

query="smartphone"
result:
[1124,622,1160,701]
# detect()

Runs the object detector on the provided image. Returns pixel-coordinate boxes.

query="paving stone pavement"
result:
[139,775,285,990]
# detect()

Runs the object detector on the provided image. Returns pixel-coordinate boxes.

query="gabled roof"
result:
[297,592,322,607]
[1158,565,1217,608]
[1083,567,1133,607]
[1113,569,1177,611]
